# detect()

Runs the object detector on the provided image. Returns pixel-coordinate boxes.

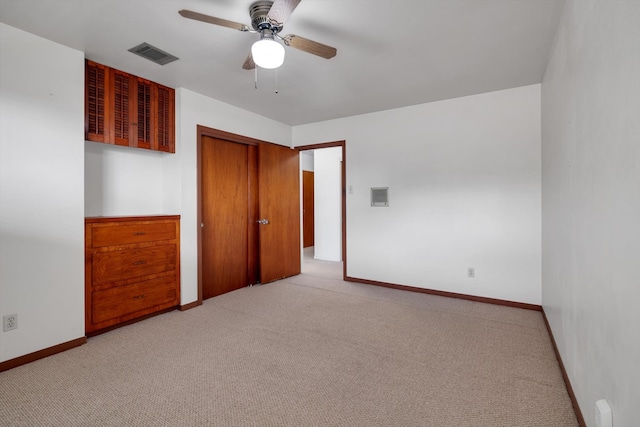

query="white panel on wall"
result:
[84,142,166,216]
[0,24,85,362]
[542,1,640,425]
[314,147,342,262]
[300,151,314,171]
[294,85,542,305]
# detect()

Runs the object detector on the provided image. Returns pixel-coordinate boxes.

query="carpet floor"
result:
[0,252,577,426]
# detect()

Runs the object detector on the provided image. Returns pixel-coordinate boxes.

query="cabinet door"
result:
[111,69,137,147]
[85,60,111,143]
[156,84,175,153]
[136,77,153,150]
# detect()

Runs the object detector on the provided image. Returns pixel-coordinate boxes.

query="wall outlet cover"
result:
[595,399,612,427]
[3,314,18,332]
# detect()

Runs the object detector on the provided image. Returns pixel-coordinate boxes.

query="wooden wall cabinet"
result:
[85,60,175,153]
[85,215,180,335]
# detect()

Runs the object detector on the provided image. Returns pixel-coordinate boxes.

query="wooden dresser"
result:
[85,215,180,335]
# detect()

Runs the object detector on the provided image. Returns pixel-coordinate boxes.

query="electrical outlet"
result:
[3,314,18,332]
[467,268,475,278]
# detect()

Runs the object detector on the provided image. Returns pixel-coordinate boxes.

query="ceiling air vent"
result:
[128,42,179,65]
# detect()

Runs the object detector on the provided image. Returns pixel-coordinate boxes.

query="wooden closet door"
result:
[201,136,252,299]
[258,143,301,283]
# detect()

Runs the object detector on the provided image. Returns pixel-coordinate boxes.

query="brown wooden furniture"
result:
[85,215,180,334]
[85,59,175,153]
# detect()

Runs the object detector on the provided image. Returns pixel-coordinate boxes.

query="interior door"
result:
[303,170,314,248]
[201,136,255,298]
[258,143,301,283]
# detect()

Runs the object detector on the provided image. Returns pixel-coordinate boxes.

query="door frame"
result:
[196,125,265,304]
[296,141,347,280]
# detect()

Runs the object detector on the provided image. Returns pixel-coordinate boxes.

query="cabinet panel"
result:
[112,70,136,147]
[91,274,178,324]
[156,84,175,153]
[90,221,177,248]
[92,245,176,285]
[136,77,152,150]
[85,60,110,143]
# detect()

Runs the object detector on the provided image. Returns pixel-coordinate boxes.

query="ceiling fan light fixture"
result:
[251,37,285,69]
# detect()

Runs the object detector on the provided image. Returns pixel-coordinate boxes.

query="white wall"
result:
[172,88,291,305]
[541,1,640,425]
[313,147,342,262]
[83,87,291,307]
[300,151,314,172]
[0,24,85,362]
[85,142,166,216]
[294,85,542,304]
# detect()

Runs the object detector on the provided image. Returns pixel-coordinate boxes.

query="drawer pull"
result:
[133,294,146,300]
[133,232,147,236]
[133,261,147,265]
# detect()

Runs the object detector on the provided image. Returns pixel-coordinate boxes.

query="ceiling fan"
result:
[179,0,337,70]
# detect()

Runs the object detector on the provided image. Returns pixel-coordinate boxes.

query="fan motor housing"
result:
[250,0,281,32]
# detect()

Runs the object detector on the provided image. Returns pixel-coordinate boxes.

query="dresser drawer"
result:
[91,274,178,324]
[89,221,177,248]
[92,244,176,285]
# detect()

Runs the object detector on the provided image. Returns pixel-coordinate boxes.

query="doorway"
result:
[297,141,346,279]
[197,126,301,301]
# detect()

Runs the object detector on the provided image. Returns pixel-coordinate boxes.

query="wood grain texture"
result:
[242,52,256,70]
[201,136,250,298]
[178,10,247,31]
[92,274,177,324]
[85,60,111,143]
[156,84,175,152]
[542,310,586,426]
[90,221,177,247]
[268,0,301,26]
[0,337,86,373]
[346,275,542,311]
[111,69,136,147]
[197,126,302,295]
[84,60,175,153]
[197,127,264,304]
[92,245,176,285]
[136,77,152,149]
[247,145,260,285]
[303,170,314,248]
[85,216,180,334]
[282,35,337,59]
[259,142,301,283]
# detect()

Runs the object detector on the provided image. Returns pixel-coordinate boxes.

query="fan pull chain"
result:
[275,68,279,94]
[254,66,258,90]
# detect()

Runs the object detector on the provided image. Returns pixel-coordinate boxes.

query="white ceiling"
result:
[0,0,565,126]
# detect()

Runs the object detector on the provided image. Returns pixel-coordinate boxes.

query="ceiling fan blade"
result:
[268,0,301,27]
[178,10,249,31]
[282,35,337,59]
[242,53,256,70]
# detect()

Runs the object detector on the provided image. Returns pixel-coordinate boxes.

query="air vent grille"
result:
[128,43,179,65]
[371,187,389,207]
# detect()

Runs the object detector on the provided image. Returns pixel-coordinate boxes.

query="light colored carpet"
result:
[0,250,577,426]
